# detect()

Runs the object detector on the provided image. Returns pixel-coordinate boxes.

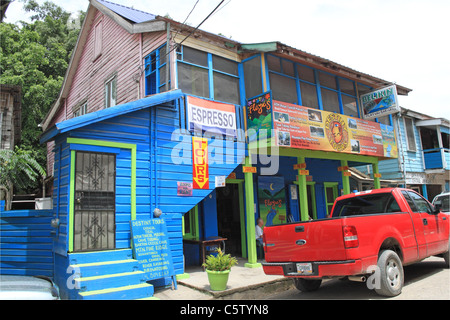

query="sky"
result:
[4,0,450,120]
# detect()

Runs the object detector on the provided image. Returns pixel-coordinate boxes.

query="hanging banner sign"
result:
[192,136,209,189]
[360,85,400,120]
[187,96,237,137]
[272,99,398,159]
[246,92,273,142]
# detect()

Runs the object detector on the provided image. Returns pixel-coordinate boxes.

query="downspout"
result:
[139,33,143,99]
[166,22,171,92]
[396,113,407,187]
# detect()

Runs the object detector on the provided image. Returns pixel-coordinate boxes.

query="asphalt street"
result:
[265,256,449,300]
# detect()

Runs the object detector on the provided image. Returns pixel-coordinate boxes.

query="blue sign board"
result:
[130,219,176,286]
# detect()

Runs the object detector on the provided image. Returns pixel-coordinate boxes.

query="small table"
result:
[184,237,227,271]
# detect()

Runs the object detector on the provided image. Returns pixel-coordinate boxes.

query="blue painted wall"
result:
[0,210,54,277]
[49,94,245,285]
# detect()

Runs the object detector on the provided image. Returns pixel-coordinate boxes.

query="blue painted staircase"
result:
[68,249,155,300]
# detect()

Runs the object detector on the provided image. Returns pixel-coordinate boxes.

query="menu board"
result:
[272,100,397,158]
[130,219,175,281]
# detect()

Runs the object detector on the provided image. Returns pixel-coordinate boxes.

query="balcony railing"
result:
[423,148,450,170]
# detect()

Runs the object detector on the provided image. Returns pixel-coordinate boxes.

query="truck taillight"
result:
[343,225,359,248]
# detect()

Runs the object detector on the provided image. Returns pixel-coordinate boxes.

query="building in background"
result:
[353,107,449,201]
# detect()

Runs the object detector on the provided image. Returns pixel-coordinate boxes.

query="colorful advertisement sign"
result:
[258,176,287,226]
[360,85,400,120]
[246,92,272,142]
[192,137,209,189]
[187,96,237,137]
[272,99,398,158]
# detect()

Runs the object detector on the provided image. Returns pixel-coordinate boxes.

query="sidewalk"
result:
[152,258,293,300]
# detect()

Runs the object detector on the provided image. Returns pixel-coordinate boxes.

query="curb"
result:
[179,277,294,300]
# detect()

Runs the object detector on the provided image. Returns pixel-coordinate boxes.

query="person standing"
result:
[255,218,264,259]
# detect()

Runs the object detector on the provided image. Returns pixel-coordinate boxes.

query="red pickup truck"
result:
[262,188,449,297]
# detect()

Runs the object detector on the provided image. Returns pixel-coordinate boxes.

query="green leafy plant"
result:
[0,147,46,210]
[202,248,238,271]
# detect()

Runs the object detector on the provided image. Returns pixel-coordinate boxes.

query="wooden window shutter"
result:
[94,19,103,60]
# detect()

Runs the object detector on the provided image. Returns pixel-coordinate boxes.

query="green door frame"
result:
[323,182,338,217]
[67,137,137,253]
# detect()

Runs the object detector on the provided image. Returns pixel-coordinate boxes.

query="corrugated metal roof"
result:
[96,0,156,23]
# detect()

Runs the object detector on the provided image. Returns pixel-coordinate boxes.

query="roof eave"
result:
[40,89,183,144]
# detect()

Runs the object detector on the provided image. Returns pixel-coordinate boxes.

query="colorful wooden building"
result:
[36,0,415,299]
[354,107,449,200]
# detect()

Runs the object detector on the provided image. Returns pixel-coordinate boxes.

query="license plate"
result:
[296,263,313,274]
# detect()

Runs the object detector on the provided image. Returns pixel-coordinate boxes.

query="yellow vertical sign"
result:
[192,137,209,189]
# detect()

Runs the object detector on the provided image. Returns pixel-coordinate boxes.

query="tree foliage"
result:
[0,0,85,192]
[0,147,46,191]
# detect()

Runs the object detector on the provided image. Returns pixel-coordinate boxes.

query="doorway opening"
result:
[216,183,242,257]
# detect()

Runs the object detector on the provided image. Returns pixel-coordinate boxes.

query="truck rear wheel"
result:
[293,278,322,292]
[375,250,404,297]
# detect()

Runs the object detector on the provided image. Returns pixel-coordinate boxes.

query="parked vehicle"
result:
[0,275,59,300]
[432,192,449,214]
[262,188,450,297]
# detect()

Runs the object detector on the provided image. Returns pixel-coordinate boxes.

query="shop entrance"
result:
[216,183,243,257]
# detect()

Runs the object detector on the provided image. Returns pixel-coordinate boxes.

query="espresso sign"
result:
[130,219,175,281]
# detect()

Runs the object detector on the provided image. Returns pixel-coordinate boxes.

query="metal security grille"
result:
[73,152,116,252]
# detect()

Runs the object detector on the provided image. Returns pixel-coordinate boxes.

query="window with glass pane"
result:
[342,95,358,117]
[243,56,262,99]
[145,44,169,95]
[267,55,281,72]
[177,63,209,98]
[281,59,295,77]
[74,102,88,117]
[404,117,417,151]
[213,55,238,75]
[270,73,297,104]
[357,83,372,96]
[300,82,319,109]
[377,116,391,126]
[214,72,240,104]
[319,71,337,90]
[105,77,117,108]
[297,65,315,83]
[177,46,240,104]
[339,78,356,96]
[321,88,340,113]
[182,46,208,67]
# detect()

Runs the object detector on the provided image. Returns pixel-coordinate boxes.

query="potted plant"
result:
[202,247,238,291]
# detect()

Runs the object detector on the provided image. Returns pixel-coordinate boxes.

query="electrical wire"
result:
[177,0,225,47]
[140,0,227,78]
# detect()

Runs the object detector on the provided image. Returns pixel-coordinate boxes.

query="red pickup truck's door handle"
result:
[422,218,428,226]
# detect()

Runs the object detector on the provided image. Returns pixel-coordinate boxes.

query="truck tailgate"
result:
[264,219,347,262]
